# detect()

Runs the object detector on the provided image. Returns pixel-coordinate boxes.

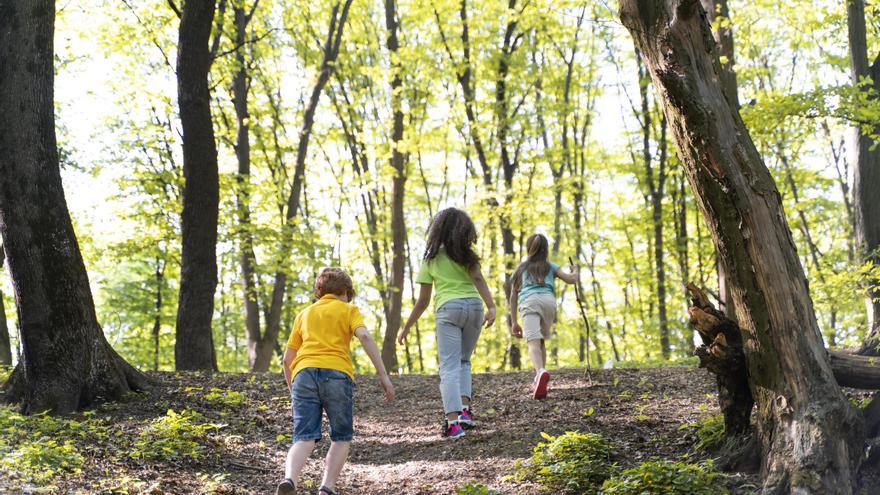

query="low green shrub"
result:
[131,409,220,461]
[600,459,727,495]
[515,431,616,494]
[693,414,725,451]
[203,388,246,409]
[1,438,83,483]
[457,482,503,495]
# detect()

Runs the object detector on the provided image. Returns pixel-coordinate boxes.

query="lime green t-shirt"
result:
[416,251,480,309]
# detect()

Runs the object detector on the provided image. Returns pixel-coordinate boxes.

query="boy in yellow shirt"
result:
[276,268,395,495]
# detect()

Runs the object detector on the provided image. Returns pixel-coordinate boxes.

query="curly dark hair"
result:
[423,207,480,268]
[511,234,551,293]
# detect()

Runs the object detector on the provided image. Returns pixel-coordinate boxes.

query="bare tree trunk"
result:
[701,0,739,323]
[382,0,405,372]
[0,244,11,366]
[619,2,863,492]
[848,0,880,355]
[175,0,219,371]
[0,0,148,413]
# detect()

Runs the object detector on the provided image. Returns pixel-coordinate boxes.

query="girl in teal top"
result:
[508,234,579,400]
[398,208,495,438]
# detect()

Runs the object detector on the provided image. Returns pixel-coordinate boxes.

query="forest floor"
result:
[1,366,773,494]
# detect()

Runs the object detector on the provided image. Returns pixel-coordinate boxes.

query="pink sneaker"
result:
[458,407,475,428]
[533,370,550,400]
[443,421,466,439]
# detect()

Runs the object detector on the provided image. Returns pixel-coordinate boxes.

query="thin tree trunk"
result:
[0,244,11,366]
[848,0,880,354]
[153,257,164,371]
[620,2,863,491]
[264,0,354,358]
[636,55,670,359]
[382,0,405,372]
[175,0,219,371]
[0,0,147,413]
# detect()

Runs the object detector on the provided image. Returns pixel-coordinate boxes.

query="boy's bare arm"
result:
[355,326,395,401]
[282,348,297,390]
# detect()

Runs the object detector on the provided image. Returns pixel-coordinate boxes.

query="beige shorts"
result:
[520,293,557,341]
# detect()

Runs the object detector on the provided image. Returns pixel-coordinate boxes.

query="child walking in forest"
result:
[276,268,395,495]
[508,234,579,400]
[397,207,496,439]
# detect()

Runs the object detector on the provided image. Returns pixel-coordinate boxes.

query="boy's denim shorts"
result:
[291,367,354,442]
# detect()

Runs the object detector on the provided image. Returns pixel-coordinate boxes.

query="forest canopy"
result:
[0,0,875,375]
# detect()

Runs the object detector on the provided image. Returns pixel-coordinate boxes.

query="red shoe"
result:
[533,370,550,400]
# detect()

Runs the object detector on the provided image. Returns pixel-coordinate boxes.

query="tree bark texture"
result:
[382,0,405,372]
[175,0,219,371]
[0,244,11,366]
[0,0,147,413]
[847,0,880,355]
[619,1,863,492]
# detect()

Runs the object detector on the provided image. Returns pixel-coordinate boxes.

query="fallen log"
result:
[830,351,880,390]
[687,283,880,394]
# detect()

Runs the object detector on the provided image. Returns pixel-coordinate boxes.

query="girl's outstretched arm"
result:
[469,264,496,327]
[556,264,580,285]
[355,326,395,401]
[509,285,522,338]
[398,283,432,344]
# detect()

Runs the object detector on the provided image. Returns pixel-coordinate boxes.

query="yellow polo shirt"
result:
[286,295,365,380]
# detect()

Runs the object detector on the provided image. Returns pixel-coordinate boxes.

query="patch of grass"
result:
[514,431,616,494]
[457,482,503,495]
[131,409,221,462]
[0,366,10,384]
[600,459,727,495]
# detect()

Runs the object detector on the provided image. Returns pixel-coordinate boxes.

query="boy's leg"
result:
[285,440,317,481]
[321,441,351,491]
[320,369,355,490]
[437,304,464,421]
[458,299,484,408]
[286,369,323,486]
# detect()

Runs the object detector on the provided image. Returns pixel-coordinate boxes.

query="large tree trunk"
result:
[175,0,219,371]
[382,0,405,372]
[619,1,863,492]
[701,0,739,324]
[848,0,880,355]
[0,0,148,413]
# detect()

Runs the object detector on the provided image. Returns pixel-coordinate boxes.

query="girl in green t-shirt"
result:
[397,208,496,439]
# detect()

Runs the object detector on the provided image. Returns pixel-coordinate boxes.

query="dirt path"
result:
[34,367,730,494]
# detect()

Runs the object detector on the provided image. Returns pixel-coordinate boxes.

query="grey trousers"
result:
[435,297,484,414]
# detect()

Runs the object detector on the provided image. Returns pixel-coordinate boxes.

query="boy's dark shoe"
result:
[276,479,296,495]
